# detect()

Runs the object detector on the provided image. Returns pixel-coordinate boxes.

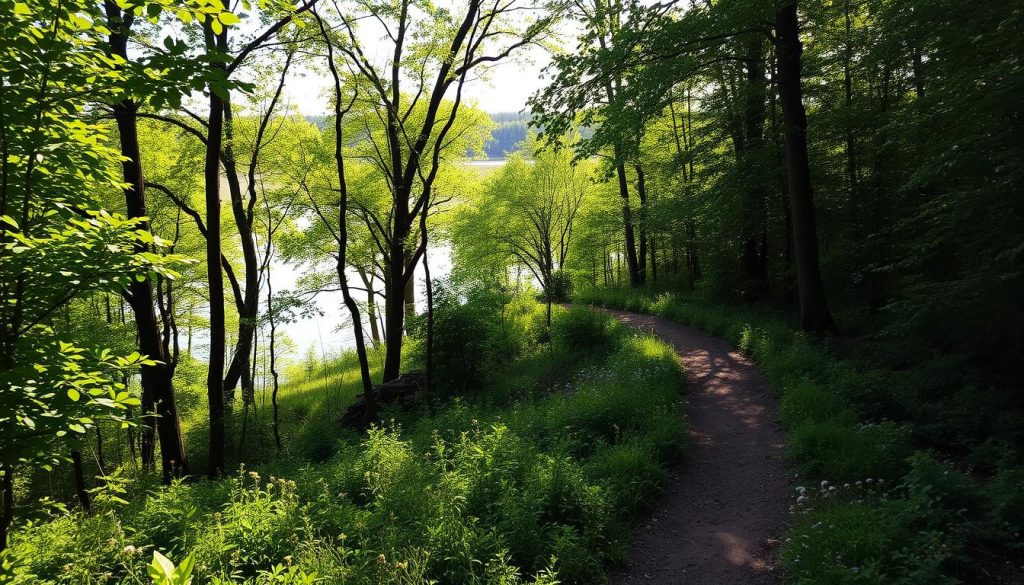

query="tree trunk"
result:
[204,24,228,478]
[71,450,90,513]
[404,265,416,319]
[634,164,648,284]
[382,243,407,382]
[614,153,641,286]
[104,3,188,481]
[775,2,837,334]
[0,466,12,552]
[221,100,259,407]
[358,268,381,346]
[741,33,769,294]
[420,217,434,392]
[315,8,379,415]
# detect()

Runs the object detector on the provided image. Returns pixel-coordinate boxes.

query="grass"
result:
[577,286,1024,584]
[5,302,688,584]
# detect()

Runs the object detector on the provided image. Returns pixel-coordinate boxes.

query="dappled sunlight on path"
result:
[603,309,790,585]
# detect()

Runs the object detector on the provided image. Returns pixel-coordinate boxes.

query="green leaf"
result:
[148,551,176,583]
[67,388,81,401]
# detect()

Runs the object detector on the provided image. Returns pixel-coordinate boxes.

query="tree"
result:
[463,147,589,324]
[103,0,193,480]
[316,0,554,383]
[774,1,835,333]
[0,0,184,548]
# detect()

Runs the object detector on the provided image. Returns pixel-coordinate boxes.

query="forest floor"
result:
[598,308,791,585]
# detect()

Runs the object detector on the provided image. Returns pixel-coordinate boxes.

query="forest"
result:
[0,0,1021,584]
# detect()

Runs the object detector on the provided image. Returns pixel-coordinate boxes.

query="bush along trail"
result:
[580,288,1024,585]
[598,306,790,585]
[5,303,689,584]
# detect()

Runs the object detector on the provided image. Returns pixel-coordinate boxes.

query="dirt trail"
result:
[601,308,790,585]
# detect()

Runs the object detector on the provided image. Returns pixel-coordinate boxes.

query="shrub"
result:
[547,270,574,303]
[6,298,685,585]
[549,305,618,355]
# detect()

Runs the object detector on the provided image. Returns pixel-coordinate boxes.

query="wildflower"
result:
[122,545,138,555]
[820,480,829,489]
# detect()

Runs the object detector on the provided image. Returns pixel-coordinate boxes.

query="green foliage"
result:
[6,303,686,584]
[0,1,189,479]
[410,282,538,394]
[546,270,574,303]
[149,551,194,585]
[578,287,1024,583]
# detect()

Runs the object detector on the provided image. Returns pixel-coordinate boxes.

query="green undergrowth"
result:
[5,303,687,584]
[577,287,1024,585]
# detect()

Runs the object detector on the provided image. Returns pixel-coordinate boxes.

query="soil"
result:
[600,308,791,585]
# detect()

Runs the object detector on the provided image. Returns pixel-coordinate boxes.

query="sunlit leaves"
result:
[0,0,189,472]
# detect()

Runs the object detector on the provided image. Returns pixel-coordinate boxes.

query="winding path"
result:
[600,308,790,585]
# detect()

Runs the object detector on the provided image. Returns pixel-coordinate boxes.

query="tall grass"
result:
[6,302,688,584]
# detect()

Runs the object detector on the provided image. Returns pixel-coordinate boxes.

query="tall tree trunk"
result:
[382,243,407,382]
[634,164,648,284]
[358,267,381,346]
[741,33,769,294]
[70,450,90,513]
[775,2,837,334]
[0,465,12,552]
[221,101,259,408]
[104,3,188,481]
[420,214,434,392]
[614,152,641,286]
[204,23,228,478]
[404,265,416,319]
[314,8,378,413]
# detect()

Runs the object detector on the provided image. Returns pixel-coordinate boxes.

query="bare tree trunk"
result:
[203,23,228,478]
[635,164,648,284]
[614,152,641,286]
[404,266,416,319]
[775,2,836,334]
[221,101,259,407]
[104,3,188,481]
[71,450,90,513]
[383,250,406,382]
[420,216,434,392]
[0,466,13,552]
[314,7,377,417]
[358,267,381,346]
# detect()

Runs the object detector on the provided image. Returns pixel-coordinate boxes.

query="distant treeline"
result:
[306,112,531,159]
[477,111,529,158]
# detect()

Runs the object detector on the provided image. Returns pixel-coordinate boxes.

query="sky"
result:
[278,19,554,116]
